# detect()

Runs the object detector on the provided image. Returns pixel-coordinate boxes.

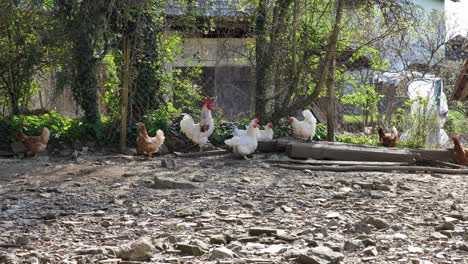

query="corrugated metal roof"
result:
[166,0,251,17]
[451,58,468,101]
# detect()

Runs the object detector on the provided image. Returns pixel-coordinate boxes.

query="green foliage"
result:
[0,112,117,146]
[209,119,235,146]
[158,33,205,114]
[341,84,383,126]
[0,0,46,115]
[392,96,440,148]
[336,134,379,146]
[444,110,468,139]
[313,123,327,141]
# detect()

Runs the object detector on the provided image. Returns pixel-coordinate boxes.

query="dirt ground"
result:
[0,153,467,264]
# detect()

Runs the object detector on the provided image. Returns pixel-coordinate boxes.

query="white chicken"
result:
[225,119,259,159]
[180,99,217,151]
[233,117,260,138]
[259,122,274,140]
[288,109,317,140]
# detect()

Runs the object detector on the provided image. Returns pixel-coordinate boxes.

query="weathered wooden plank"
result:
[410,148,452,162]
[0,150,14,157]
[265,159,412,166]
[257,140,277,153]
[417,159,464,169]
[174,149,229,158]
[277,164,468,175]
[286,142,420,162]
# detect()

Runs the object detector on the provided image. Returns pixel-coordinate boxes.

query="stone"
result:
[75,247,105,255]
[344,240,364,251]
[161,159,176,169]
[393,233,408,241]
[191,175,208,182]
[362,246,378,256]
[261,244,287,254]
[100,220,112,227]
[281,205,293,213]
[363,216,389,229]
[210,247,235,259]
[150,176,197,189]
[16,235,30,245]
[248,227,278,236]
[430,232,448,240]
[0,253,19,264]
[116,237,155,261]
[455,243,468,252]
[176,243,207,256]
[435,222,455,231]
[326,212,340,218]
[297,246,344,264]
[210,234,227,245]
[408,245,424,254]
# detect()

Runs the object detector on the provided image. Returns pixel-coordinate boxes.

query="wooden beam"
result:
[286,142,420,162]
[277,164,468,175]
[174,150,229,158]
[265,159,412,166]
[410,148,453,162]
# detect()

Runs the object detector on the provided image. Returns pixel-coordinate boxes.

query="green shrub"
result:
[444,110,468,139]
[336,134,379,146]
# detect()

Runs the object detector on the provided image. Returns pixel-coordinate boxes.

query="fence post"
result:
[120,36,131,152]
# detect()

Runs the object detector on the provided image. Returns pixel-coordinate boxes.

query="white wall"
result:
[446,0,468,37]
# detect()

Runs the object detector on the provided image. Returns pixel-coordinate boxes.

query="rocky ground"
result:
[0,152,467,264]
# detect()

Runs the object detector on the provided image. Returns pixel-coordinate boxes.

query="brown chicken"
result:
[16,127,50,158]
[377,126,399,147]
[136,123,165,159]
[451,136,467,165]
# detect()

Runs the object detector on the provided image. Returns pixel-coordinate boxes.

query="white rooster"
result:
[259,122,274,140]
[225,119,259,159]
[180,99,217,151]
[233,117,260,138]
[288,109,317,141]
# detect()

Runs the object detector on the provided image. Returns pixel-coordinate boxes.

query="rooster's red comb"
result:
[202,99,212,105]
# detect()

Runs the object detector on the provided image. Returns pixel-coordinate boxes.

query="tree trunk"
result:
[73,32,100,125]
[327,58,336,141]
[296,0,346,111]
[254,0,270,121]
[120,36,131,152]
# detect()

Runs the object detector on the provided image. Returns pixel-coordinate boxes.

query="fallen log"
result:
[417,159,464,169]
[265,159,412,166]
[410,148,452,162]
[174,149,229,158]
[286,142,420,162]
[277,164,468,174]
[257,138,305,153]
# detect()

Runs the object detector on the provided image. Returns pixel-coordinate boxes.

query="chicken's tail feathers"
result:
[156,129,165,142]
[451,136,463,150]
[377,126,385,139]
[41,127,50,143]
[302,109,317,123]
[180,114,194,133]
[224,137,238,147]
[391,126,398,138]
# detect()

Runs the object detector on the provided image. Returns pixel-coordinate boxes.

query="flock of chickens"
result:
[178,100,317,159]
[14,99,467,165]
